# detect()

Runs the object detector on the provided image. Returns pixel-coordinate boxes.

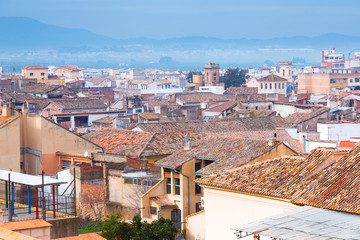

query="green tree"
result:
[220,67,246,89]
[101,214,180,240]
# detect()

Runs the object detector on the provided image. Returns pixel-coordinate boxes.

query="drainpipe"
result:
[157,206,163,220]
[303,135,306,152]
[173,169,190,216]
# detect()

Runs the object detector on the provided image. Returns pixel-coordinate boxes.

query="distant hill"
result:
[0,16,118,50]
[1,16,360,52]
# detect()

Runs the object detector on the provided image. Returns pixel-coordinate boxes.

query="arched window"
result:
[265,83,267,89]
[260,83,263,89]
[269,83,272,89]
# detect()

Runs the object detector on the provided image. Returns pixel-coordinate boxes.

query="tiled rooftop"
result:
[22,65,47,70]
[292,143,360,214]
[205,101,237,113]
[138,112,161,120]
[92,116,116,124]
[285,108,329,124]
[155,136,293,175]
[135,116,293,133]
[0,219,52,230]
[86,128,202,158]
[196,148,334,199]
[227,110,275,118]
[50,98,107,110]
[20,84,62,94]
[257,74,287,82]
[224,87,258,95]
[176,92,231,104]
[207,129,302,153]
[56,233,106,240]
[57,66,80,71]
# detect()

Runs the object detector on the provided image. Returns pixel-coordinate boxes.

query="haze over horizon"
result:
[0,0,359,39]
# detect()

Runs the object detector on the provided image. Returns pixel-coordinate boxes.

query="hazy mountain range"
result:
[0,16,359,70]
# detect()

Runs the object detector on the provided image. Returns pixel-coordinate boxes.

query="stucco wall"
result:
[203,188,297,240]
[186,211,205,240]
[47,217,79,239]
[15,227,51,240]
[0,118,21,171]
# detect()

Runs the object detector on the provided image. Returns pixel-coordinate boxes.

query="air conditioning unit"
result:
[201,197,205,207]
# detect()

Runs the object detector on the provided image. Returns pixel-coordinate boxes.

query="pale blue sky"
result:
[0,0,359,39]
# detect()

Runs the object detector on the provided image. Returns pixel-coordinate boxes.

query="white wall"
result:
[305,140,337,152]
[318,123,360,141]
[272,103,312,118]
[202,188,297,240]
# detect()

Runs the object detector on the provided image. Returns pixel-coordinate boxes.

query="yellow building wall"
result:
[0,118,21,172]
[21,68,48,81]
[298,74,330,95]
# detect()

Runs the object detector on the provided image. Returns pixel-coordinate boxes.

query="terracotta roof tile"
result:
[155,136,295,175]
[285,108,329,124]
[292,143,360,214]
[56,233,106,240]
[207,129,302,153]
[135,116,293,133]
[92,116,116,124]
[196,148,334,199]
[50,98,107,111]
[176,92,231,104]
[205,101,237,113]
[0,219,52,231]
[138,112,161,120]
[22,65,47,70]
[224,87,258,95]
[257,74,287,82]
[56,66,80,71]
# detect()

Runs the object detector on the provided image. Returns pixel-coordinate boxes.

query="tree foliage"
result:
[220,67,246,89]
[101,214,180,240]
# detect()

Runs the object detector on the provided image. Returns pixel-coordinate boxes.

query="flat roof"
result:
[0,170,67,187]
[233,206,360,240]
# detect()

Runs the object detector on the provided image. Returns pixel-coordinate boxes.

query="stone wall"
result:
[47,217,79,239]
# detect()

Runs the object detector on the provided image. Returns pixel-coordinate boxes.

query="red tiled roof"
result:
[339,141,356,148]
[224,87,258,95]
[21,65,48,70]
[196,148,333,199]
[57,66,80,71]
[257,74,287,82]
[205,101,237,113]
[0,219,52,230]
[292,143,360,214]
[56,233,106,240]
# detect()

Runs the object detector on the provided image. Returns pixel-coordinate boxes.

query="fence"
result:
[0,182,76,222]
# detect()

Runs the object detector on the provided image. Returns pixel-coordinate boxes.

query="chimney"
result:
[267,138,277,147]
[184,131,191,150]
[2,104,9,117]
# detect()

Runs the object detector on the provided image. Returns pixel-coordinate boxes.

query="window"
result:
[283,70,285,75]
[269,83,272,89]
[213,73,216,76]
[195,176,202,194]
[196,202,202,212]
[255,106,258,110]
[260,83,263,89]
[175,178,180,195]
[330,79,335,83]
[195,162,202,172]
[282,83,285,89]
[164,168,171,173]
[150,207,157,215]
[124,178,133,184]
[41,72,45,76]
[274,83,277,89]
[29,73,33,76]
[143,179,151,186]
[134,178,142,185]
[268,105,271,110]
[265,83,267,89]
[350,79,353,83]
[166,178,172,194]
[356,78,360,83]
